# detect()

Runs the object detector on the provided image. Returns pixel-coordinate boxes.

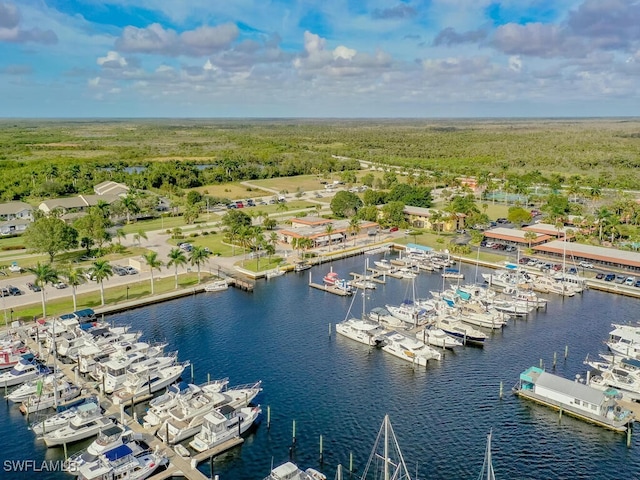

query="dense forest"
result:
[0,118,639,203]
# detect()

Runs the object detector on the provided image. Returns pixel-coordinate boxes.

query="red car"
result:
[389,227,399,232]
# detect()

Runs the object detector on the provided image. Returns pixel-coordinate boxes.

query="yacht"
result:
[189,404,262,453]
[111,362,189,405]
[31,396,99,435]
[19,380,82,414]
[437,316,487,346]
[84,341,166,378]
[0,355,52,388]
[101,353,177,393]
[204,280,228,292]
[368,307,405,329]
[457,303,508,330]
[43,402,115,447]
[382,331,442,366]
[7,372,64,403]
[532,276,578,296]
[263,462,326,480]
[75,441,168,480]
[66,425,137,473]
[385,301,429,327]
[157,380,262,444]
[0,347,30,370]
[336,318,387,347]
[142,378,229,429]
[416,325,462,350]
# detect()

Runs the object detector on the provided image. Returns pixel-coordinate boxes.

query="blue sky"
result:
[1,0,639,117]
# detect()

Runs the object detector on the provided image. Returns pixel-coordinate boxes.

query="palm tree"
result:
[167,248,187,289]
[348,218,361,246]
[27,262,58,318]
[62,266,84,312]
[90,260,113,306]
[115,228,127,245]
[524,231,538,249]
[324,224,335,251]
[121,194,140,224]
[189,246,211,283]
[133,229,148,246]
[142,251,164,295]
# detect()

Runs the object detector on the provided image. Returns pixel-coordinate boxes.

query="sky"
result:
[1,0,640,118]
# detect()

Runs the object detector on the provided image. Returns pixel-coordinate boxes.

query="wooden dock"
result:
[309,282,352,296]
[349,272,386,284]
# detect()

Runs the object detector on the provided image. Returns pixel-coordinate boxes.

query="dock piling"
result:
[565,345,569,359]
[319,434,323,464]
[559,408,563,422]
[553,352,557,368]
[210,456,214,479]
[292,419,296,445]
[207,372,211,384]
[329,323,332,337]
[63,442,68,460]
[499,381,503,399]
[627,423,632,448]
[190,363,194,383]
[349,451,353,473]
[539,358,543,369]
[267,405,271,430]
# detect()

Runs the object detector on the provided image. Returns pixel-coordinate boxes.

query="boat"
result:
[532,275,578,296]
[19,380,82,414]
[142,378,229,429]
[0,347,30,370]
[189,404,262,452]
[336,287,388,347]
[373,259,392,270]
[7,372,65,403]
[101,353,177,393]
[204,279,228,292]
[436,315,487,346]
[266,268,285,279]
[157,380,262,444]
[43,401,115,447]
[367,307,405,329]
[323,271,339,286]
[263,462,326,480]
[416,324,462,349]
[360,415,411,480]
[75,441,168,480]
[30,395,99,435]
[294,261,312,272]
[111,362,189,405]
[81,341,167,377]
[442,268,464,279]
[457,303,508,330]
[477,430,496,480]
[381,330,442,366]
[0,354,52,388]
[514,366,633,432]
[66,425,138,473]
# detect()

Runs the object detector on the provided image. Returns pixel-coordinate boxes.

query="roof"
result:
[290,216,332,226]
[280,219,378,240]
[484,227,551,244]
[0,218,32,227]
[522,223,570,236]
[402,205,465,218]
[94,181,129,196]
[533,240,640,268]
[104,444,133,461]
[39,194,120,212]
[0,202,33,215]
[535,371,605,406]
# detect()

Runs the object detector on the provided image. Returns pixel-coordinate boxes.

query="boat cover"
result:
[104,444,133,462]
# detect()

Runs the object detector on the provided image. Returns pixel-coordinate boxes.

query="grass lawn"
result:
[190,182,271,200]
[247,175,328,194]
[0,235,27,251]
[10,272,211,322]
[234,256,285,272]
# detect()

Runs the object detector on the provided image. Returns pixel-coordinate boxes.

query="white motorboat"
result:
[142,378,229,429]
[417,325,462,349]
[20,381,82,414]
[43,402,115,447]
[381,331,442,366]
[266,268,285,279]
[0,347,30,370]
[437,315,487,346]
[489,299,532,317]
[0,355,52,388]
[30,396,99,435]
[373,259,392,270]
[457,303,508,330]
[86,341,167,379]
[442,268,464,279]
[336,318,388,347]
[75,441,168,480]
[263,462,326,480]
[102,353,177,393]
[7,372,64,403]
[532,276,577,296]
[385,301,429,327]
[367,307,405,329]
[112,362,189,405]
[204,280,228,292]
[157,380,262,444]
[66,425,138,473]
[189,404,261,452]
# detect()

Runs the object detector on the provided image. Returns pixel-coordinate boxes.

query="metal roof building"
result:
[483,227,551,245]
[533,240,640,270]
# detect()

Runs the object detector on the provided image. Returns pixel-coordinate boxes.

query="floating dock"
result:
[309,282,352,296]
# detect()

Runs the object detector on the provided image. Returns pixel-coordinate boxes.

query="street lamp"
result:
[126,286,130,300]
[10,308,13,324]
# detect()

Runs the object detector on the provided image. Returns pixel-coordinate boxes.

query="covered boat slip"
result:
[515,367,633,432]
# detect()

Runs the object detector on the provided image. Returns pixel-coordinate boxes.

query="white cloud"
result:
[333,46,357,61]
[97,51,128,68]
[509,55,522,72]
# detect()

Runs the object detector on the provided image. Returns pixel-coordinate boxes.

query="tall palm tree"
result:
[62,266,84,312]
[324,224,334,251]
[121,194,140,224]
[189,246,211,283]
[348,218,361,246]
[142,251,164,295]
[90,260,113,306]
[115,228,127,245]
[27,262,58,318]
[167,248,187,289]
[133,229,148,246]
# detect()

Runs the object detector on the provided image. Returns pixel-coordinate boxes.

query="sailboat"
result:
[477,430,496,480]
[360,415,411,480]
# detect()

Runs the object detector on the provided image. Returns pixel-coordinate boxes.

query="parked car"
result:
[579,261,594,268]
[124,266,138,275]
[0,287,9,297]
[518,257,530,265]
[113,265,128,276]
[615,275,626,284]
[8,263,22,273]
[604,273,616,282]
[179,242,193,252]
[496,218,508,224]
[389,227,399,232]
[53,282,68,289]
[567,267,578,275]
[595,273,605,280]
[7,285,21,296]
[26,282,41,292]
[635,280,640,288]
[625,277,636,286]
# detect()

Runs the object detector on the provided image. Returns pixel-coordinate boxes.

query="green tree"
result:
[73,206,112,249]
[90,260,113,306]
[24,217,78,263]
[189,246,211,283]
[381,201,406,227]
[186,190,203,206]
[324,224,335,251]
[121,194,140,224]
[348,217,361,246]
[61,266,84,312]
[524,231,538,249]
[222,209,252,231]
[167,247,187,289]
[133,229,148,246]
[363,189,387,206]
[183,203,201,224]
[507,207,532,226]
[142,251,163,295]
[115,228,127,245]
[263,217,277,230]
[330,190,363,218]
[361,173,375,187]
[27,262,58,318]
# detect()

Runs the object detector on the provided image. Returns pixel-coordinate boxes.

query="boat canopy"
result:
[104,444,133,462]
[621,357,640,370]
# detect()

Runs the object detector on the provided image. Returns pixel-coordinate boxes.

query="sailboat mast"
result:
[384,414,390,480]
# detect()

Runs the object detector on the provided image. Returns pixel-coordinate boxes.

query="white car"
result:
[9,263,21,273]
[579,261,594,268]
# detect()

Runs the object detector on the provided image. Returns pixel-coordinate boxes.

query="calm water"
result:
[2,254,640,480]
